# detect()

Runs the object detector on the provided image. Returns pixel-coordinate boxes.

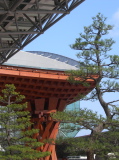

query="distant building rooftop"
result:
[4,51,79,71]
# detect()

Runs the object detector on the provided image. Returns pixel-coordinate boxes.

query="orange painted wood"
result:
[27,115,58,159]
[41,110,56,114]
[32,121,43,139]
[41,121,53,140]
[0,65,97,104]
[43,122,59,160]
[58,99,67,111]
[35,98,45,111]
[32,118,59,160]
[42,122,59,152]
[0,69,19,75]
[0,65,98,81]
[48,97,58,110]
[20,71,39,77]
[0,65,98,160]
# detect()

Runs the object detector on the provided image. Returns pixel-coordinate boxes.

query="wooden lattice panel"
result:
[0,65,98,160]
[0,65,97,105]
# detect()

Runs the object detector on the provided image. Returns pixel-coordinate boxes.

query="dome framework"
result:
[0,0,85,64]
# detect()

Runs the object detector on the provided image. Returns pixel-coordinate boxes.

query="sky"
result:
[24,0,119,136]
[24,0,119,60]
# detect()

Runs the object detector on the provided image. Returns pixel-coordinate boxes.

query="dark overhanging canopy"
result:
[0,0,85,64]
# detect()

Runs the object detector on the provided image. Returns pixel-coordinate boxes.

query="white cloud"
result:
[109,9,119,37]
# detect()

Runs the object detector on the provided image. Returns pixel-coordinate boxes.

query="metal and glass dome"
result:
[4,50,79,70]
[0,0,85,64]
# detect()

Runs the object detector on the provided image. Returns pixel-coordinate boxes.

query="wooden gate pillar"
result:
[28,97,67,160]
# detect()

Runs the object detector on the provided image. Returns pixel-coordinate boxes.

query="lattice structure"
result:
[30,108,60,160]
[0,65,97,160]
[0,0,85,64]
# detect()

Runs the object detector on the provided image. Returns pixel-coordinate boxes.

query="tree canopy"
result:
[0,84,50,160]
[52,13,119,160]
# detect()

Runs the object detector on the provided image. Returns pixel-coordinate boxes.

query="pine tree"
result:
[0,84,50,160]
[52,13,119,160]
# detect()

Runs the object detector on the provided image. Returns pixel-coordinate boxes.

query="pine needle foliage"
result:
[53,109,119,159]
[52,13,119,160]
[0,84,50,160]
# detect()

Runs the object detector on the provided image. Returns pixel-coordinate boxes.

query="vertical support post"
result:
[29,97,67,160]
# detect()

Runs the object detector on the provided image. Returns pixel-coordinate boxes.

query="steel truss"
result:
[0,0,85,64]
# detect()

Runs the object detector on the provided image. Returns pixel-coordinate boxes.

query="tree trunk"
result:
[87,150,94,160]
